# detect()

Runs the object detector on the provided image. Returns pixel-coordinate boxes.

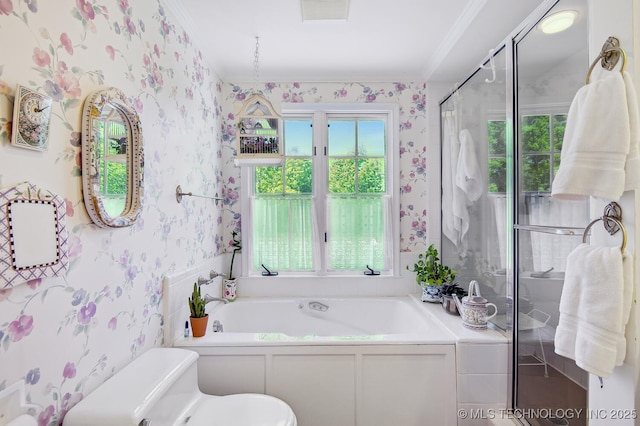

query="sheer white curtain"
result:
[251,196,318,271]
[327,195,390,270]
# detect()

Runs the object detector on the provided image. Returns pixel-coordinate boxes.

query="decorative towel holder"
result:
[582,201,627,252]
[175,185,224,205]
[585,36,627,84]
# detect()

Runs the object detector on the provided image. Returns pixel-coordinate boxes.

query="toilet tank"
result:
[64,348,201,426]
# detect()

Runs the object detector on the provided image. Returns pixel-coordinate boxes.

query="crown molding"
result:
[421,0,487,81]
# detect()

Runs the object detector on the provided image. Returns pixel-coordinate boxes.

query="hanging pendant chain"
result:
[253,36,260,92]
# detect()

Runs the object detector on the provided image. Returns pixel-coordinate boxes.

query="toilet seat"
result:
[189,393,297,426]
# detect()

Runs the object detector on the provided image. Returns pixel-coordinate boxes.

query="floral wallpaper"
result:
[0,1,428,425]
[0,1,222,424]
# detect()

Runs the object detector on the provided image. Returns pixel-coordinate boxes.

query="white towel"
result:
[456,129,483,203]
[554,243,633,378]
[623,72,640,191]
[551,72,630,201]
[442,113,469,249]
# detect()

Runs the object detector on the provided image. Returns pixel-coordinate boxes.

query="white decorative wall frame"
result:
[0,182,69,288]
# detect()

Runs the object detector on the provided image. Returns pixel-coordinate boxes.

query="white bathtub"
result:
[174,296,457,426]
[177,296,454,345]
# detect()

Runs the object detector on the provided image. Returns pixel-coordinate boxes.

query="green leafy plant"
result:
[188,282,206,318]
[407,244,457,287]
[228,231,242,279]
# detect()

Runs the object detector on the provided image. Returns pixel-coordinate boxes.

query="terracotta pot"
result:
[189,314,209,338]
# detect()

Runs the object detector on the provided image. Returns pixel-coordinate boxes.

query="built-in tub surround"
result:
[165,263,509,425]
[421,295,509,426]
[189,296,451,342]
[175,296,457,426]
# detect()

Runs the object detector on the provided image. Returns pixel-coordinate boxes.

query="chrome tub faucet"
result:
[204,295,229,305]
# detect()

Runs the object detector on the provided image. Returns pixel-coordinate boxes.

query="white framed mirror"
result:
[81,87,143,228]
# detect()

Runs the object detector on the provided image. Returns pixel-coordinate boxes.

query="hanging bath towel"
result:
[456,129,483,203]
[551,72,630,201]
[623,72,640,191]
[553,243,633,378]
[442,113,468,249]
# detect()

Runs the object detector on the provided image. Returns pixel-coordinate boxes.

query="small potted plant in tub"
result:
[188,282,208,337]
[407,244,457,303]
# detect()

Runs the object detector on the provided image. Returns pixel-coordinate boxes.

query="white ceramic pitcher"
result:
[453,280,497,330]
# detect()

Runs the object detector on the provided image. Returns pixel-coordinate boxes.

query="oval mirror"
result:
[81,87,143,228]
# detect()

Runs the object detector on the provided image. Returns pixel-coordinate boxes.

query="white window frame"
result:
[240,103,400,278]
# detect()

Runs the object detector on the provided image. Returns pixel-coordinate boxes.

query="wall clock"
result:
[11,84,53,151]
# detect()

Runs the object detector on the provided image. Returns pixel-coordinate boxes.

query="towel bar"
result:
[582,216,627,252]
[585,36,627,84]
[513,224,584,235]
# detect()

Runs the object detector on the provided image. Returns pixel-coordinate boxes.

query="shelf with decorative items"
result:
[234,94,283,166]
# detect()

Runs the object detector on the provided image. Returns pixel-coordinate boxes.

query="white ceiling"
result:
[165,0,549,83]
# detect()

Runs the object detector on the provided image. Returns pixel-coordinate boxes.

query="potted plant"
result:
[223,231,242,301]
[407,244,457,303]
[441,282,468,315]
[188,282,208,337]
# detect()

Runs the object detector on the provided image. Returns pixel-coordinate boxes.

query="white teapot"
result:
[453,280,497,330]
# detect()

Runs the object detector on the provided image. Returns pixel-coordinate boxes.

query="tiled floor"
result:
[517,358,587,426]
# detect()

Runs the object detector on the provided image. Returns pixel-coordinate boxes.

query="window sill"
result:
[234,274,417,298]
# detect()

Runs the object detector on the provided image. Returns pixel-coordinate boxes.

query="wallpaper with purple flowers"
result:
[0,1,427,424]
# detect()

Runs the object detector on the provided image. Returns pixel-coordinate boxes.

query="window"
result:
[97,119,128,216]
[487,112,567,194]
[521,114,566,192]
[488,119,507,193]
[242,104,399,277]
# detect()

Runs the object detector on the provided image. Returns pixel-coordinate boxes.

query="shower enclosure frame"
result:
[437,0,593,420]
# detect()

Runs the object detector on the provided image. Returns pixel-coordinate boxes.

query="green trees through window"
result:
[252,115,390,273]
[487,114,566,193]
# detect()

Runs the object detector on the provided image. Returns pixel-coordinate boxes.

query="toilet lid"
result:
[189,394,297,426]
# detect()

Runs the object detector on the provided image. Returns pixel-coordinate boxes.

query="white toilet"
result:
[64,347,297,426]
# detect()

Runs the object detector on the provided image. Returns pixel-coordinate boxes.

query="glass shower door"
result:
[514,0,590,424]
[439,45,512,329]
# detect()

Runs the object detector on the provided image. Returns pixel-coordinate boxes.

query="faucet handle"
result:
[209,270,226,279]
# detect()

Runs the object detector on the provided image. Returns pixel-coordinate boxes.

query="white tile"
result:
[457,403,510,426]
[457,343,508,374]
[457,374,508,404]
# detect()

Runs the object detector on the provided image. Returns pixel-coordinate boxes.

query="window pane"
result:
[328,120,355,155]
[253,196,314,271]
[553,153,561,176]
[521,115,550,152]
[357,120,385,156]
[106,162,127,195]
[285,120,312,156]
[552,114,566,151]
[255,166,283,194]
[358,158,385,193]
[523,154,550,192]
[328,195,385,270]
[488,120,506,155]
[328,158,356,193]
[488,158,507,193]
[285,158,312,194]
